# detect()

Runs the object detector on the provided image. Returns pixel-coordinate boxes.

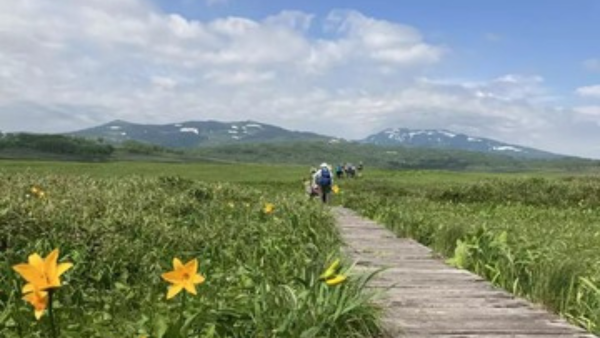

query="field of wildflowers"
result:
[0,172,381,337]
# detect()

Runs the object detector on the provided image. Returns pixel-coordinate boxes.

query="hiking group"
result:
[307,162,363,204]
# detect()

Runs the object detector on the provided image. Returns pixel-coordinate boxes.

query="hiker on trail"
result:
[313,163,334,204]
[305,167,319,199]
[335,164,344,179]
[345,163,356,178]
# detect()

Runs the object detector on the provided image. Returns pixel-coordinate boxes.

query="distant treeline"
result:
[0,133,186,160]
[118,140,184,156]
[192,141,600,172]
[1,133,598,172]
[0,133,114,159]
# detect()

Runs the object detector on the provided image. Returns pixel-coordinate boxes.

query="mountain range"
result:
[68,120,563,159]
[69,120,331,148]
[363,128,559,159]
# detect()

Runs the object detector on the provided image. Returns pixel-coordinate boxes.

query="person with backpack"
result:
[335,164,344,179]
[305,167,319,199]
[313,163,334,204]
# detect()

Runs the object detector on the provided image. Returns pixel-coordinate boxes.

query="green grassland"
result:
[0,160,307,182]
[4,159,600,336]
[0,161,382,337]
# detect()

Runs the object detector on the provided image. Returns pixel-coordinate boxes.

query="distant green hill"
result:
[69,120,333,148]
[191,141,599,172]
[1,132,597,172]
[67,119,568,160]
[363,128,561,159]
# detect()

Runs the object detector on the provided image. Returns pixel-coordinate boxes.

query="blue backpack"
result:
[319,168,332,186]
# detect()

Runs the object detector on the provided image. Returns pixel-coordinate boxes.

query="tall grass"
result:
[344,174,600,334]
[0,173,382,337]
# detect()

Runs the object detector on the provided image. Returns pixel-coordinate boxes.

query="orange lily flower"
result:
[161,258,205,299]
[13,249,73,293]
[23,289,48,320]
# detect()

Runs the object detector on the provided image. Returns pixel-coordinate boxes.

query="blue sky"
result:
[1,0,600,157]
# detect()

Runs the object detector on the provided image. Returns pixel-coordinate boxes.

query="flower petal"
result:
[161,271,183,284]
[183,281,197,295]
[34,309,44,320]
[184,259,198,275]
[22,292,34,302]
[27,254,44,270]
[166,284,183,300]
[23,290,48,318]
[192,274,205,285]
[13,264,45,286]
[44,249,60,285]
[57,262,73,277]
[320,259,340,280]
[325,274,347,286]
[22,283,35,294]
[173,258,183,270]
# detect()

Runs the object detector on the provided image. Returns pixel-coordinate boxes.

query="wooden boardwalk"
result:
[334,207,597,338]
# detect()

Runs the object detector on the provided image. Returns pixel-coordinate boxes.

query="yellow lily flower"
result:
[13,249,73,293]
[263,203,275,214]
[30,186,46,198]
[320,259,340,280]
[23,289,48,320]
[325,274,347,286]
[161,258,205,300]
[320,259,347,286]
[332,185,340,194]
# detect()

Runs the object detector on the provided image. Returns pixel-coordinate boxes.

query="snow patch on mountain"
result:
[383,129,456,141]
[180,127,199,135]
[493,146,523,152]
[363,127,559,159]
[439,131,456,138]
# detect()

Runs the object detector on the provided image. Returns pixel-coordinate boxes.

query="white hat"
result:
[320,162,328,168]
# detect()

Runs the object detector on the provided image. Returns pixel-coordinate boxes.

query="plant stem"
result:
[48,290,58,338]
[181,293,187,317]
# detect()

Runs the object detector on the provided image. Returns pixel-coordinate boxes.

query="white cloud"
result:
[576,85,600,98]
[325,10,444,65]
[583,59,600,72]
[0,0,599,157]
[574,106,600,117]
[203,70,275,86]
[265,10,314,32]
[151,76,178,90]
